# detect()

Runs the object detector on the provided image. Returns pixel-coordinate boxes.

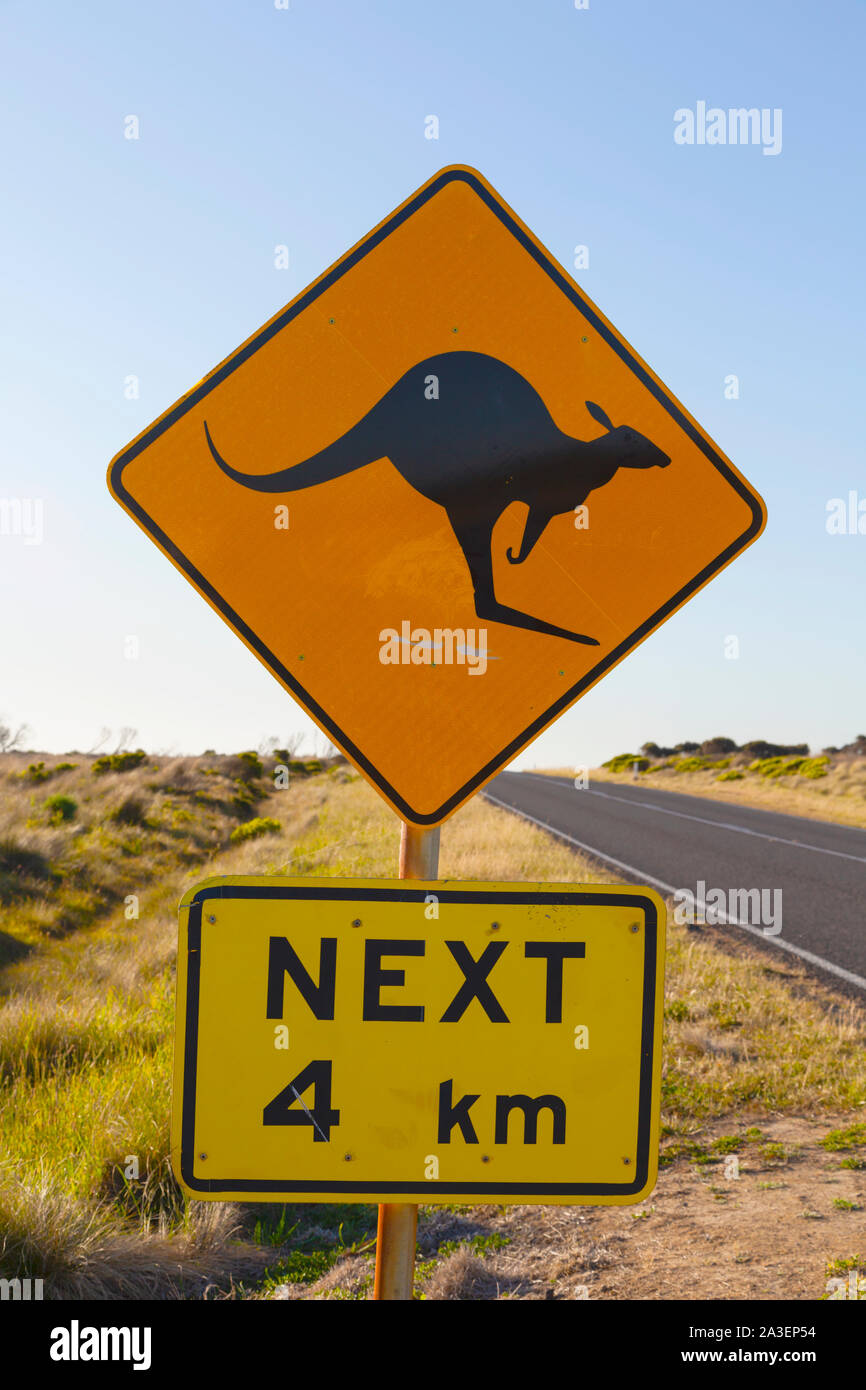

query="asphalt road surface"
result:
[484,771,866,999]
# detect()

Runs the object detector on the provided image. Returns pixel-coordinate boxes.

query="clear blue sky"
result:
[1,0,863,766]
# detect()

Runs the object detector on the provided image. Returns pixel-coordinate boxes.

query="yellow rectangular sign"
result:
[172,878,665,1205]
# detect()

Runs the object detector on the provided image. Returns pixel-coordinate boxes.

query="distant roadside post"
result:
[108,166,766,1299]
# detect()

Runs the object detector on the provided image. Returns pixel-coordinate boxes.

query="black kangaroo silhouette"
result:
[203,350,670,645]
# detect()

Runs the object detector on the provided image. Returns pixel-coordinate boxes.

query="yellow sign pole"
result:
[372,820,441,1301]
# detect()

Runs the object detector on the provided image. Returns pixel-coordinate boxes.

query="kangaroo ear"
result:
[585,401,614,432]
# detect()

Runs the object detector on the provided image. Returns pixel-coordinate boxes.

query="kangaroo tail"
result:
[203,409,381,494]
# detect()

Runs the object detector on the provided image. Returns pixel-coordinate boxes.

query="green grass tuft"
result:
[820,1123,866,1152]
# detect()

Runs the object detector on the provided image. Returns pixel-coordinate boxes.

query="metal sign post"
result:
[373,821,441,1301]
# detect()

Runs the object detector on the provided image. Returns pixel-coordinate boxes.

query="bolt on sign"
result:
[172,879,665,1204]
[108,166,766,825]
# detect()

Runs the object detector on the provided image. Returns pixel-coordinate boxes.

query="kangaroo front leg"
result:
[449,514,600,647]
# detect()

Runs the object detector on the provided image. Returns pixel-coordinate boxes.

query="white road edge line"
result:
[518,773,866,865]
[483,790,866,993]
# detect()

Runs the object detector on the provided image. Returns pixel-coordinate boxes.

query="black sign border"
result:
[109,166,764,826]
[178,882,660,1200]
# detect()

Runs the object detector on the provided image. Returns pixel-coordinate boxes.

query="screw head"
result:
[622,1157,631,1165]
[351,918,362,928]
[490,921,501,931]
[630,923,640,933]
[207,915,216,924]
[199,1153,207,1160]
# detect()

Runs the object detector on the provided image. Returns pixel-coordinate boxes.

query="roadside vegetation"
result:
[563,734,866,830]
[0,751,864,1299]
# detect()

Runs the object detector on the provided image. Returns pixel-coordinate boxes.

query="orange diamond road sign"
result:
[108,165,766,826]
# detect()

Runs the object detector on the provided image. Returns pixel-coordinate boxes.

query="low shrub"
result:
[230,817,281,844]
[284,758,325,776]
[19,762,52,783]
[749,755,829,779]
[664,1000,691,1022]
[231,783,258,817]
[742,740,809,759]
[237,751,263,779]
[699,737,738,756]
[674,757,716,772]
[602,754,649,773]
[800,757,830,779]
[44,795,77,825]
[92,750,147,776]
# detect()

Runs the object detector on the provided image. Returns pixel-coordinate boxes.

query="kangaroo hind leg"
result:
[449,512,600,646]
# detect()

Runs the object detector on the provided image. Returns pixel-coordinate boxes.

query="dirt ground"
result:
[272,1114,865,1300]
[537,1116,865,1301]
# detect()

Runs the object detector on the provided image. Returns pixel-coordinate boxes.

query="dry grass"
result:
[1,754,864,1300]
[0,751,257,956]
[0,1175,266,1299]
[423,1247,506,1300]
[659,930,866,1119]
[0,753,344,1295]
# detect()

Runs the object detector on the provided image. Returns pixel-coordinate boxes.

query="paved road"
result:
[484,771,866,998]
